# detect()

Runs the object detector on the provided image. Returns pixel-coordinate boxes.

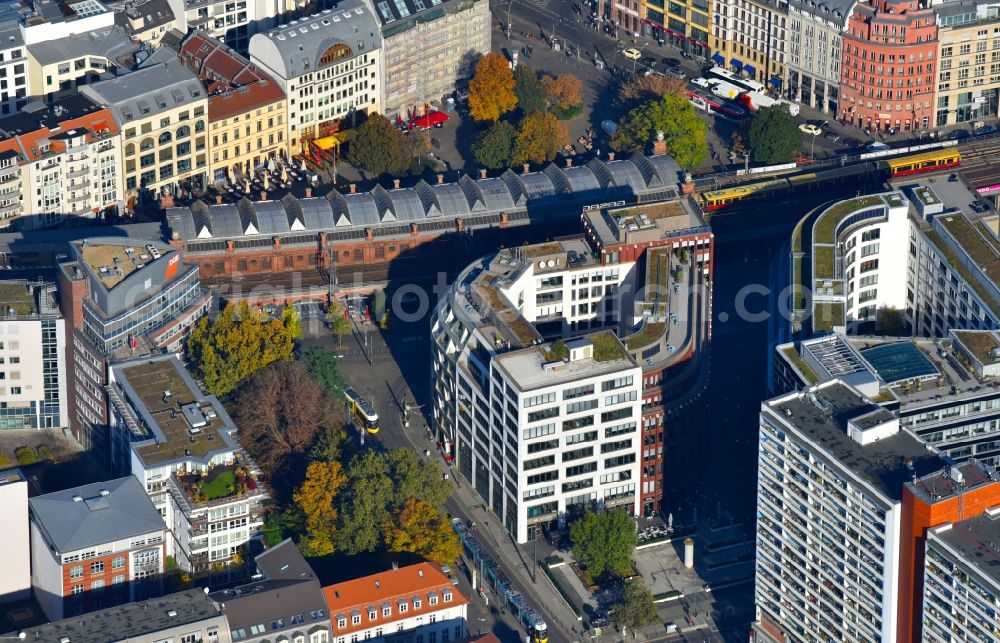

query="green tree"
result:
[513,111,568,165]
[569,508,637,579]
[610,580,659,636]
[877,306,906,336]
[299,346,345,400]
[611,93,708,169]
[747,104,802,164]
[348,113,417,177]
[186,301,294,397]
[282,305,302,340]
[473,121,516,169]
[386,448,451,509]
[325,300,352,347]
[468,52,517,122]
[514,65,546,115]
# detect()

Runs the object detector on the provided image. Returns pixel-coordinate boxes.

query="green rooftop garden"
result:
[952,331,1000,364]
[870,390,896,403]
[780,345,818,384]
[813,245,836,281]
[912,186,940,206]
[590,330,628,362]
[938,214,1000,271]
[0,284,36,316]
[813,302,844,334]
[626,322,666,350]
[813,195,886,245]
[924,229,1000,319]
[979,222,1000,254]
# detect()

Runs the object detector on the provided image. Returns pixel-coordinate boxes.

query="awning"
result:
[712,53,725,65]
[731,59,743,70]
[743,64,757,77]
[770,77,782,87]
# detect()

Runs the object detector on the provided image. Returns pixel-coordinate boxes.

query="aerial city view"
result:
[2,0,1000,638]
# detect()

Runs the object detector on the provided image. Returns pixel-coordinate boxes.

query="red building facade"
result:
[839,0,938,132]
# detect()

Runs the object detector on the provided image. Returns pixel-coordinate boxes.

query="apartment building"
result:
[167,0,283,53]
[81,52,210,207]
[754,380,943,642]
[924,510,1000,642]
[17,0,116,46]
[375,0,490,120]
[107,354,268,572]
[249,2,383,153]
[635,0,711,57]
[113,0,177,46]
[29,476,168,620]
[711,0,788,86]
[322,563,468,643]
[0,95,123,227]
[210,539,332,643]
[0,24,28,115]
[785,0,850,113]
[176,32,287,183]
[0,469,30,603]
[57,237,209,464]
[26,26,137,103]
[839,0,938,132]
[934,1,1000,127]
[3,588,232,643]
[0,280,66,430]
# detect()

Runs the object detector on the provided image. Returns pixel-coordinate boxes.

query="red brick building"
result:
[839,0,937,132]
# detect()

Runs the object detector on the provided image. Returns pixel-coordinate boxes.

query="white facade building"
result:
[754,380,941,642]
[431,239,644,543]
[166,0,283,52]
[249,1,383,153]
[0,25,28,115]
[785,0,851,113]
[0,469,30,602]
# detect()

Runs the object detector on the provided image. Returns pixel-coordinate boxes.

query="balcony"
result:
[173,464,262,509]
[67,167,89,180]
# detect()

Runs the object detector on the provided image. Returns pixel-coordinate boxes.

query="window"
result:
[413,598,421,609]
[91,580,104,591]
[563,384,594,400]
[368,609,376,621]
[70,565,83,579]
[601,376,633,392]
[382,606,391,617]
[71,584,84,595]
[337,618,347,629]
[112,557,125,569]
[90,561,104,574]
[398,602,408,613]
[523,392,556,408]
[429,595,439,606]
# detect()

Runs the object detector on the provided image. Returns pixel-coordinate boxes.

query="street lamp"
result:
[1,634,26,641]
[506,0,514,40]
[810,132,817,159]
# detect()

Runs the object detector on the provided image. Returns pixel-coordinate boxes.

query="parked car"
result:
[842,137,863,148]
[641,56,657,67]
[662,57,681,68]
[949,129,970,140]
[823,131,840,142]
[664,67,686,79]
[622,47,641,60]
[799,123,822,136]
[807,119,829,130]
[975,125,997,136]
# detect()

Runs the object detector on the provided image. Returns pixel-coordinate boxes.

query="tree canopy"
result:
[543,73,583,112]
[295,460,346,556]
[468,52,517,122]
[186,301,294,397]
[473,121,516,169]
[569,508,637,579]
[232,360,344,497]
[514,65,546,115]
[282,305,302,339]
[325,301,352,345]
[384,499,461,565]
[610,580,659,635]
[747,105,802,164]
[348,113,420,177]
[615,73,687,111]
[513,111,568,165]
[611,93,707,169]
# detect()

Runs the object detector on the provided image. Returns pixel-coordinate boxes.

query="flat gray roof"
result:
[493,333,637,391]
[931,512,1000,589]
[26,25,135,66]
[81,53,205,127]
[766,381,942,503]
[28,476,164,553]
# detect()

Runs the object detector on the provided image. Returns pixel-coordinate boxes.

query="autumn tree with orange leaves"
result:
[542,73,583,112]
[513,111,568,165]
[294,460,347,556]
[468,52,517,122]
[384,499,461,565]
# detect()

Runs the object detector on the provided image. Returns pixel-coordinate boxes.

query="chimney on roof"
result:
[350,184,356,194]
[608,152,615,161]
[375,580,381,588]
[216,195,223,205]
[99,489,109,496]
[437,174,444,184]
[392,562,399,571]
[260,190,268,201]
[522,163,530,174]
[480,168,487,179]
[305,187,312,198]
[566,158,572,168]
[393,179,400,189]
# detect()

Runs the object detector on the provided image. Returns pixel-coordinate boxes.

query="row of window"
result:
[334,591,453,629]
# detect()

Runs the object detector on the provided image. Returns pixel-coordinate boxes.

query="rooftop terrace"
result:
[906,460,998,505]
[952,330,1000,365]
[493,331,635,391]
[585,199,707,247]
[79,241,162,289]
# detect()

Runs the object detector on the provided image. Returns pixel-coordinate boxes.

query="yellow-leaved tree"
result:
[384,499,461,565]
[468,52,517,122]
[294,459,347,556]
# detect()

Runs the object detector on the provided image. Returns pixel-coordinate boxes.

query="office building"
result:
[711,0,788,87]
[0,280,66,430]
[322,563,468,643]
[933,1,1000,126]
[57,237,209,463]
[374,0,490,120]
[0,469,30,602]
[3,587,232,643]
[923,510,1000,643]
[81,52,210,206]
[839,0,938,132]
[18,0,116,46]
[249,2,383,153]
[25,26,138,103]
[107,354,268,571]
[29,476,168,620]
[634,0,711,57]
[210,539,332,643]
[0,95,123,228]
[176,32,287,183]
[0,25,28,115]
[754,380,943,642]
[785,0,850,113]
